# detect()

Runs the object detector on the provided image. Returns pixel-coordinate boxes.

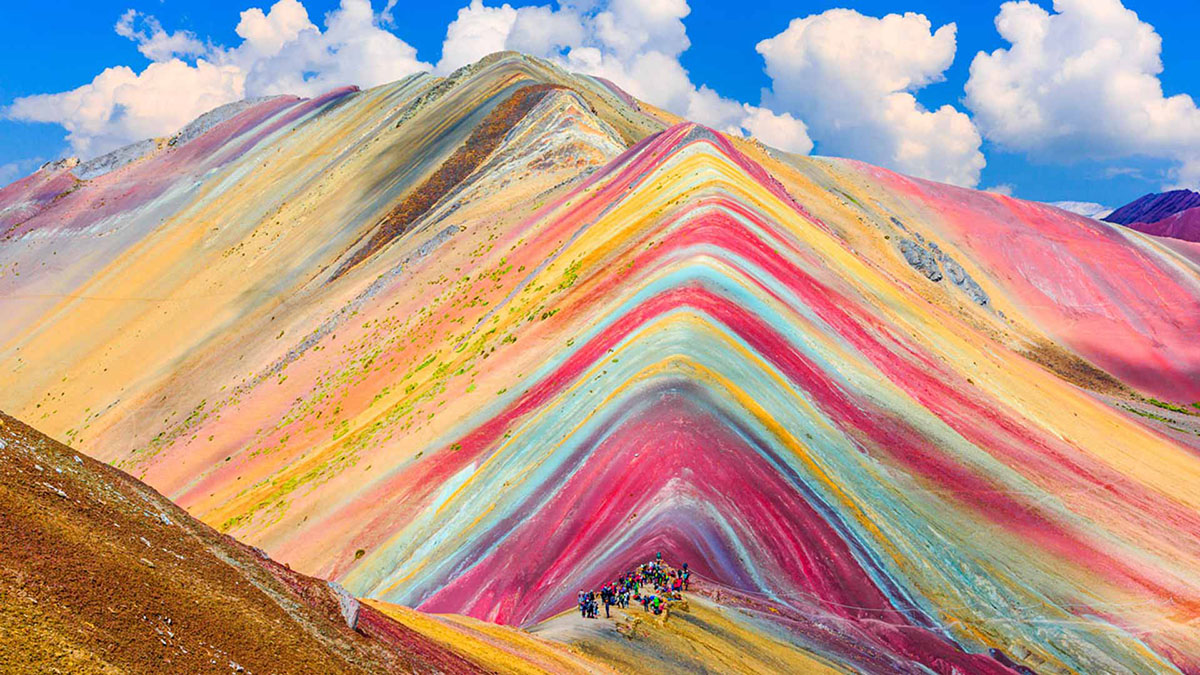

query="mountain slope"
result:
[1104,188,1200,226]
[0,411,491,673]
[1128,206,1200,242]
[3,52,1200,673]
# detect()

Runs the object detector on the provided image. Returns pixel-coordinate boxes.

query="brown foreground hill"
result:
[0,411,485,674]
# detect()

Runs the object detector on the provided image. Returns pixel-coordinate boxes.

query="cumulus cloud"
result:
[116,10,209,62]
[436,1,518,74]
[239,0,428,97]
[235,0,315,56]
[738,106,813,155]
[6,0,428,159]
[507,5,585,57]
[436,0,814,154]
[8,60,245,158]
[14,0,991,170]
[756,9,984,187]
[965,0,1200,188]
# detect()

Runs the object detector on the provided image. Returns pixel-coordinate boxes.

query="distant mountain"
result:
[1104,188,1200,225]
[1101,188,1200,242]
[1048,200,1111,219]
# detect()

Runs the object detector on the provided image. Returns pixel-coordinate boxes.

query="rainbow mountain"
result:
[3,52,1200,673]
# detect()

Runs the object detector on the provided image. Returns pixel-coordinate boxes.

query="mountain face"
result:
[3,52,1200,673]
[1104,189,1200,242]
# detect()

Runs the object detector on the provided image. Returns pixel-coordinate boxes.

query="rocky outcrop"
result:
[899,237,942,281]
[169,96,284,148]
[329,581,362,630]
[898,236,990,306]
[73,138,162,180]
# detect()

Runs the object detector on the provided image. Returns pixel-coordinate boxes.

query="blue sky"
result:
[3,0,1199,209]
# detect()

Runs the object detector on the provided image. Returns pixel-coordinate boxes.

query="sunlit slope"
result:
[3,51,1200,673]
[0,51,663,450]
[320,124,1199,672]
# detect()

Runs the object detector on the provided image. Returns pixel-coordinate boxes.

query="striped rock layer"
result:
[3,53,1200,673]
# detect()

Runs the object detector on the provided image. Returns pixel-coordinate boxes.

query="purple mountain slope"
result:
[1104,189,1200,225]
[1127,207,1200,242]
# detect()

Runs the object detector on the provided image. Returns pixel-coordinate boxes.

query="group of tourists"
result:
[577,552,693,620]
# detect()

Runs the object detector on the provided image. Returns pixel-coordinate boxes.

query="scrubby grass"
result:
[1147,398,1196,415]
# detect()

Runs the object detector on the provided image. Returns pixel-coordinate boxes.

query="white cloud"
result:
[737,105,813,155]
[965,0,1200,189]
[6,0,429,159]
[436,1,517,75]
[8,0,1019,180]
[436,0,813,155]
[985,183,1014,196]
[8,60,245,159]
[235,0,315,56]
[0,158,46,188]
[507,5,585,57]
[756,9,984,187]
[240,0,428,97]
[116,10,209,62]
